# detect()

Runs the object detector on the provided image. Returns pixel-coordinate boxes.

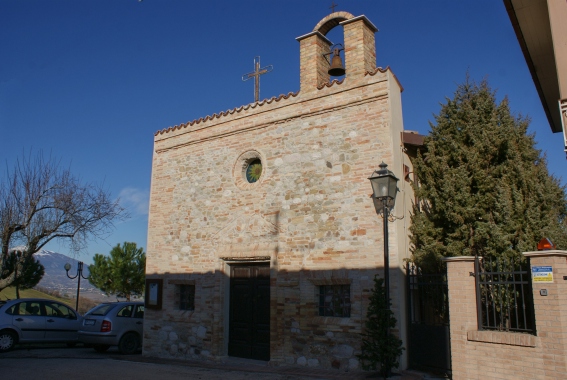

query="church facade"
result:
[144,11,418,371]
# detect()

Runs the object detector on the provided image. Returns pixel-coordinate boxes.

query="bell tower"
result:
[296,12,378,93]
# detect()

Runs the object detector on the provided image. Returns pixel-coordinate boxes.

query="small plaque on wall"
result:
[532,266,553,283]
[145,279,163,309]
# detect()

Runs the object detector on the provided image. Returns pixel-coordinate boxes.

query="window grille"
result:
[176,284,195,311]
[318,285,351,317]
[474,256,536,334]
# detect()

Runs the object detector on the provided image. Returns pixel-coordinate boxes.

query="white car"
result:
[0,298,82,352]
[78,301,144,354]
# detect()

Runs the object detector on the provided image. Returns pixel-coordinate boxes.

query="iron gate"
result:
[406,263,451,376]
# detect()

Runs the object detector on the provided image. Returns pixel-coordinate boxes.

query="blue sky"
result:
[1,0,565,264]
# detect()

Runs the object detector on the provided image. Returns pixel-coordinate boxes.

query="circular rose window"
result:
[245,159,262,183]
[233,150,266,190]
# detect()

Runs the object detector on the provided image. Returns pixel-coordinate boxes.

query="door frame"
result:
[223,259,270,360]
[406,262,451,376]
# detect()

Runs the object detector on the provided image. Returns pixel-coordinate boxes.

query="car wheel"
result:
[93,344,110,353]
[0,330,17,352]
[118,332,139,355]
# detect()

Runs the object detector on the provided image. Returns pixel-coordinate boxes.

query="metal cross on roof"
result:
[329,2,338,12]
[242,56,273,103]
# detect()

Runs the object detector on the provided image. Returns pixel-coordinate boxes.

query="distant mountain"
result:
[34,250,108,300]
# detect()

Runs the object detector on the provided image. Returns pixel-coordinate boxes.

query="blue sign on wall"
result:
[532,266,553,283]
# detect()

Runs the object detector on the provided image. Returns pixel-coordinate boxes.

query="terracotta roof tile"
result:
[366,67,404,92]
[316,78,345,89]
[155,68,401,136]
[155,91,299,136]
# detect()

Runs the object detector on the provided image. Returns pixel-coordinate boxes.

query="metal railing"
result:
[473,256,536,334]
[406,263,452,375]
[407,264,449,326]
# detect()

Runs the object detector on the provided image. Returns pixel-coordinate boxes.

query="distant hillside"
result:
[34,250,109,301]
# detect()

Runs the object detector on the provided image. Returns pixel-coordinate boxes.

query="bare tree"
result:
[0,152,126,291]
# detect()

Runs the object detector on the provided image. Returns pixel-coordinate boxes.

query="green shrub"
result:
[358,276,404,379]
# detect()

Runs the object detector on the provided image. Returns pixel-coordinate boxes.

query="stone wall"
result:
[144,12,414,371]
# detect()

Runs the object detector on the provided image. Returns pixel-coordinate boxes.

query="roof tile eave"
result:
[365,66,404,92]
[154,91,300,136]
[317,78,345,89]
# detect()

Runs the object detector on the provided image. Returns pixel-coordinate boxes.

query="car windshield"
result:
[85,304,116,316]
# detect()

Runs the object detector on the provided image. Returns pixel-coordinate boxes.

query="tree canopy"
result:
[1,249,45,298]
[410,78,567,272]
[88,242,146,301]
[0,152,125,291]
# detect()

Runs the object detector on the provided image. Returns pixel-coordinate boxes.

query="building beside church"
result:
[143,11,420,371]
[504,0,567,156]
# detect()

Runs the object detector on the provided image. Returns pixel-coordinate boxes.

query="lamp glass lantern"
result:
[368,162,399,210]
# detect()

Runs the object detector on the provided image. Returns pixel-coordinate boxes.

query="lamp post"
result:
[64,261,89,311]
[368,162,399,310]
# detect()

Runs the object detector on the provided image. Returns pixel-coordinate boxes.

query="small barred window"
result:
[318,285,351,318]
[175,284,195,311]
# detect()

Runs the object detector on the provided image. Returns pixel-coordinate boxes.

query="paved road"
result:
[0,344,358,380]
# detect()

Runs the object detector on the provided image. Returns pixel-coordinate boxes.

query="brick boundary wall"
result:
[444,252,567,380]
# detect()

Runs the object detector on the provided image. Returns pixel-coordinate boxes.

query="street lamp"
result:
[368,162,399,310]
[64,261,89,311]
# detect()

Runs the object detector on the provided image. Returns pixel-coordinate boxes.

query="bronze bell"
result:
[328,48,345,77]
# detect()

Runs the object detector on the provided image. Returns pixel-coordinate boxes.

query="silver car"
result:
[78,301,143,354]
[0,298,82,352]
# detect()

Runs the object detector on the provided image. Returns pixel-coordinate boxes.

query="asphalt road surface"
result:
[0,344,358,380]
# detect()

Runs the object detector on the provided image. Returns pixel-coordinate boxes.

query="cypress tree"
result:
[358,276,404,379]
[410,78,567,272]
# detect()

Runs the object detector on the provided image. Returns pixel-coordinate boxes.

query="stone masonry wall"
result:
[144,13,412,372]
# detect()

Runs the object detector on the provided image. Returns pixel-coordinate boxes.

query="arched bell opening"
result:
[318,14,349,81]
[324,27,346,79]
[296,11,377,92]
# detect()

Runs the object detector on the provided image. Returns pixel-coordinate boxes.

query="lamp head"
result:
[368,162,399,212]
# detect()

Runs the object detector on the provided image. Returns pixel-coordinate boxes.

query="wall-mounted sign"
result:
[145,278,163,309]
[532,266,553,283]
